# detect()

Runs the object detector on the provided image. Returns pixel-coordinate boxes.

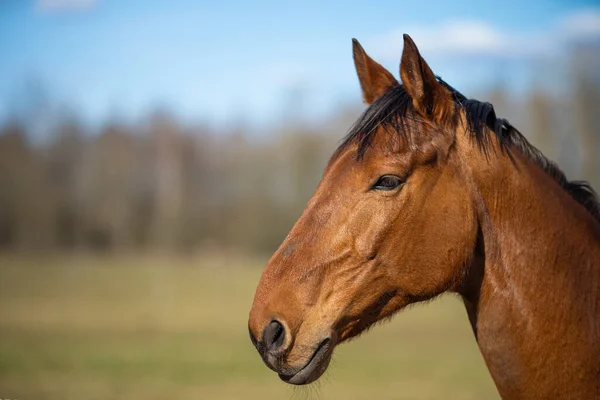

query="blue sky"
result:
[0,0,599,129]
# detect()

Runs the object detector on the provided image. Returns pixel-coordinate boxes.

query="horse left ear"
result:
[353,38,399,104]
[400,34,454,123]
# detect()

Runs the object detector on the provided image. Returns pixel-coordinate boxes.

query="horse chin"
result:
[278,338,334,385]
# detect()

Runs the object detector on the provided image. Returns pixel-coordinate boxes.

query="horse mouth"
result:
[278,338,332,385]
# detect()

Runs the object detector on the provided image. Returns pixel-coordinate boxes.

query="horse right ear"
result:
[400,34,454,123]
[352,39,399,104]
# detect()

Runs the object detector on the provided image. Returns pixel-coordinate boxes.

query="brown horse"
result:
[248,34,600,399]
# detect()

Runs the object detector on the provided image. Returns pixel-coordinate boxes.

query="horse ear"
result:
[353,38,398,104]
[400,34,454,122]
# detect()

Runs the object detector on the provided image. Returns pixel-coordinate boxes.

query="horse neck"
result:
[460,146,600,399]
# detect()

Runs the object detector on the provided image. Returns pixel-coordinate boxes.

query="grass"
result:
[0,255,499,399]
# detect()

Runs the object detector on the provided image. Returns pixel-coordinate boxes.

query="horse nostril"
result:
[263,320,286,352]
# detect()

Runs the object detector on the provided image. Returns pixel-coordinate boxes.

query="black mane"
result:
[337,79,600,223]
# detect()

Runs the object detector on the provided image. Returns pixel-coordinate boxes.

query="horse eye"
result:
[372,175,404,191]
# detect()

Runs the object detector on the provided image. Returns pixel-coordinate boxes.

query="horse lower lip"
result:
[278,338,331,385]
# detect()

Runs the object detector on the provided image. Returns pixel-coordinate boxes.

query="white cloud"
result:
[367,8,600,61]
[36,0,96,12]
[560,8,600,40]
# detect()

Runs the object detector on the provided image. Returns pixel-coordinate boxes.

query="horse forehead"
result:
[324,143,358,177]
[325,138,392,178]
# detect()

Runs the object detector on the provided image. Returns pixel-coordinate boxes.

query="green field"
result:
[0,255,499,399]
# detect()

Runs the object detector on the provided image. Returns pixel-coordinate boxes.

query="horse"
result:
[248,34,600,399]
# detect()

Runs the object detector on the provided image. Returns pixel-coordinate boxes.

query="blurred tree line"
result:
[0,106,352,254]
[0,52,598,255]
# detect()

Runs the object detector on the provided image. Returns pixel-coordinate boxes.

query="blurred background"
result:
[0,1,598,399]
